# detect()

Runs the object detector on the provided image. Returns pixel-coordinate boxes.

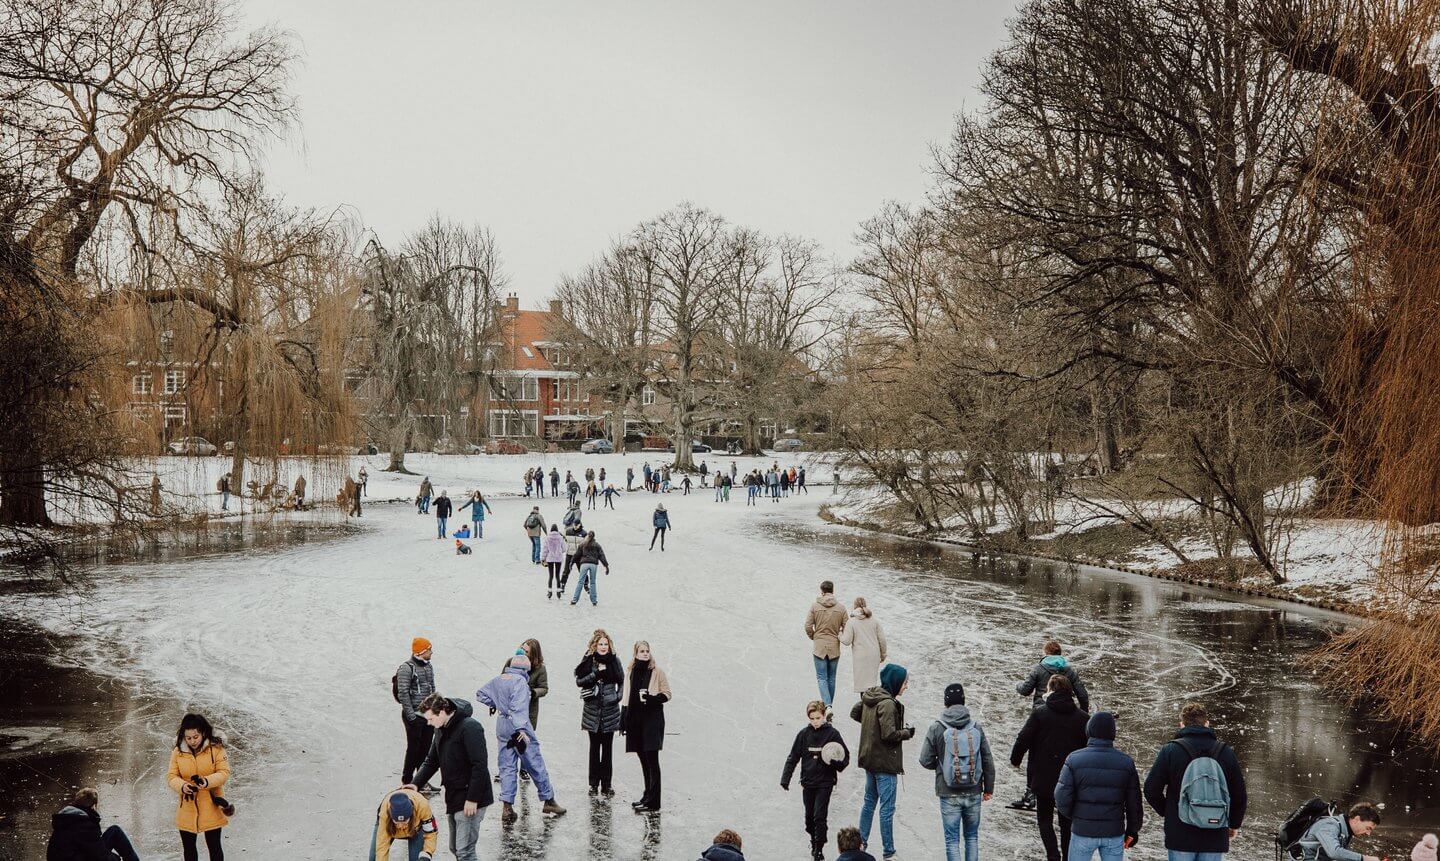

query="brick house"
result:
[479,295,605,443]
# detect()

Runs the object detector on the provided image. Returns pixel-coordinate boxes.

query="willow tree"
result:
[0,0,295,526]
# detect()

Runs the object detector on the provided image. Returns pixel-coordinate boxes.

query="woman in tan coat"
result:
[167,713,232,860]
[621,640,672,812]
[839,597,888,693]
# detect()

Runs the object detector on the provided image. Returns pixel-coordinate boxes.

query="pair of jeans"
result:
[813,655,838,706]
[638,749,662,808]
[401,716,434,785]
[366,828,422,861]
[571,563,599,605]
[220,491,229,511]
[497,729,555,803]
[420,495,430,513]
[436,516,447,538]
[1036,796,1072,861]
[588,731,615,790]
[858,771,897,856]
[940,794,982,861]
[103,825,140,861]
[448,808,486,861]
[530,535,542,563]
[803,784,834,848]
[471,519,484,538]
[1068,833,1124,861]
[180,829,223,861]
[1167,853,1224,861]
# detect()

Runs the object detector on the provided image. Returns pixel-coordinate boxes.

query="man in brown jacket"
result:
[805,580,848,711]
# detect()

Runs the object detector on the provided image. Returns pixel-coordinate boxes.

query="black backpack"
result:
[1275,797,1338,860]
[391,662,408,704]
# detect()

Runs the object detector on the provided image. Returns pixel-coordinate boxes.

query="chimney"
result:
[549,299,563,316]
[505,293,519,313]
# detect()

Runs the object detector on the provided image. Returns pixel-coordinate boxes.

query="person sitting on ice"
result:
[475,649,567,823]
[46,787,141,861]
[453,525,471,539]
[455,539,472,556]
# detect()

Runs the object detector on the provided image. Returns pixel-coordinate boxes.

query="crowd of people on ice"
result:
[42,459,1427,861]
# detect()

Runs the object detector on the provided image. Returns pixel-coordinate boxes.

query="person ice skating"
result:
[587,480,598,510]
[745,471,759,505]
[1412,834,1438,861]
[358,466,368,497]
[836,827,877,861]
[681,474,692,495]
[798,465,808,493]
[918,683,994,861]
[722,472,732,501]
[649,503,671,551]
[367,788,438,861]
[418,477,433,513]
[535,466,546,498]
[569,530,610,606]
[699,460,709,486]
[433,491,452,539]
[293,474,306,508]
[458,491,492,538]
[839,597,887,694]
[1011,641,1090,812]
[506,639,549,730]
[782,700,852,860]
[851,663,915,860]
[549,467,560,496]
[541,525,566,599]
[1142,702,1247,860]
[47,787,141,861]
[627,466,635,491]
[805,580,848,709]
[833,471,840,494]
[167,714,232,861]
[567,477,581,505]
[408,693,493,861]
[561,520,586,591]
[1010,675,1090,861]
[1297,802,1383,861]
[622,640,671,812]
[603,483,618,509]
[642,462,652,492]
[524,468,534,497]
[397,638,437,787]
[1055,711,1144,860]
[599,466,607,485]
[524,506,546,564]
[714,472,725,502]
[575,629,625,795]
[216,473,230,512]
[781,468,791,496]
[698,829,746,861]
[475,650,567,823]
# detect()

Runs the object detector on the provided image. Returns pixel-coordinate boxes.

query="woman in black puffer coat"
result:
[575,628,625,795]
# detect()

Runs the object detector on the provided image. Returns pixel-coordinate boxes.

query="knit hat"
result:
[1414,834,1439,861]
[944,683,966,707]
[879,663,908,697]
[388,791,414,821]
[1087,711,1117,741]
[509,648,531,672]
[412,637,431,655]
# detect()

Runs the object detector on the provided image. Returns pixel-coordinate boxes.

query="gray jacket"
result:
[917,705,995,797]
[1017,656,1090,711]
[397,656,436,721]
[1300,815,1362,861]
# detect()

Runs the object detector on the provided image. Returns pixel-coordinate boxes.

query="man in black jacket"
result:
[409,693,494,861]
[1011,675,1090,861]
[1142,702,1247,859]
[46,787,139,861]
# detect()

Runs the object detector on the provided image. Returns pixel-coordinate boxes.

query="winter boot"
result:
[542,799,567,817]
[1006,787,1037,811]
[501,802,516,823]
[811,837,824,860]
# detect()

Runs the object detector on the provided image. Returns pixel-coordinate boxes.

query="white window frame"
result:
[132,373,153,395]
[163,404,188,424]
[160,329,175,353]
[641,385,656,406]
[164,369,186,394]
[488,409,539,438]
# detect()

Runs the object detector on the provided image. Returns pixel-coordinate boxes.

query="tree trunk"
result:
[387,417,410,473]
[672,401,695,470]
[1091,385,1119,474]
[0,453,51,527]
[610,387,629,447]
[742,413,762,455]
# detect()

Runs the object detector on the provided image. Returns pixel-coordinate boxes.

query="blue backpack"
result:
[1174,738,1231,829]
[940,723,984,791]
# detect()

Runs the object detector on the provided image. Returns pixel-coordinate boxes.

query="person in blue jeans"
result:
[805,582,847,710]
[851,663,915,860]
[918,683,994,861]
[46,787,142,861]
[1142,702,1247,861]
[458,491,492,538]
[433,490,452,539]
[1055,712,1143,861]
[569,532,610,606]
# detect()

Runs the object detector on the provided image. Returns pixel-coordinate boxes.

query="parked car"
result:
[580,438,614,454]
[167,436,216,456]
[357,442,380,455]
[667,441,712,453]
[773,437,804,452]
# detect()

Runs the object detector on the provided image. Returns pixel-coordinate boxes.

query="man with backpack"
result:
[1142,702,1247,860]
[1293,802,1382,861]
[918,683,994,861]
[396,637,437,788]
[523,507,546,565]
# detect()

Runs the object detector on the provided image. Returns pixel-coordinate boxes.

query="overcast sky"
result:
[243,1,1020,306]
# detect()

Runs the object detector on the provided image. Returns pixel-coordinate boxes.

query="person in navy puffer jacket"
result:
[1055,712,1143,860]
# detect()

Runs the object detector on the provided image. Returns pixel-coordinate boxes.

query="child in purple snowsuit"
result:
[475,650,566,821]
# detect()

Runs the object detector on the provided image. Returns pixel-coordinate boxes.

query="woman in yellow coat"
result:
[167,713,232,860]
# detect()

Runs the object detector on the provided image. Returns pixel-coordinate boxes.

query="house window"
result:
[488,409,539,438]
[551,348,569,368]
[491,376,538,402]
[128,402,157,419]
[132,373,153,395]
[160,329,174,354]
[163,404,188,425]
[641,385,656,406]
[521,346,534,359]
[164,369,186,394]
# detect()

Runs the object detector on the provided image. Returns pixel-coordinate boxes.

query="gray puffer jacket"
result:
[397,656,436,721]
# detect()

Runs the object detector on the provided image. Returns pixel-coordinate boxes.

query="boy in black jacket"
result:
[782,700,852,860]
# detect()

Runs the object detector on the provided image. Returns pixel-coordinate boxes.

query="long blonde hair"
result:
[586,628,613,657]
[628,639,655,672]
[853,597,873,619]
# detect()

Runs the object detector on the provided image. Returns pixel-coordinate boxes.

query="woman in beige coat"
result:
[838,597,888,693]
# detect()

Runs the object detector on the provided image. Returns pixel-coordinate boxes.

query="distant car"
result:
[581,439,614,454]
[667,441,712,453]
[357,442,379,456]
[773,437,803,452]
[167,436,216,456]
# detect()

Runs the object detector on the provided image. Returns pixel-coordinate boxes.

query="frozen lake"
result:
[1,452,1435,859]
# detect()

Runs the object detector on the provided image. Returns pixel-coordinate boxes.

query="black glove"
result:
[507,730,528,755]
